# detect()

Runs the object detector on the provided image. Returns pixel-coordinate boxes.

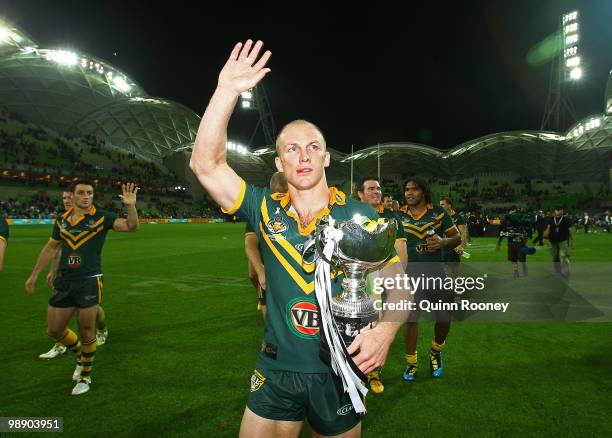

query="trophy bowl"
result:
[314,215,397,346]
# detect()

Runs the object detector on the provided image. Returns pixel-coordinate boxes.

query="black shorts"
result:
[49,275,103,308]
[406,265,454,323]
[246,369,360,436]
[507,242,526,262]
[445,261,460,272]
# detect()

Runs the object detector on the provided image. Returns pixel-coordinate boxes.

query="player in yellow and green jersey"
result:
[25,180,140,395]
[439,198,467,279]
[398,177,460,382]
[357,176,408,394]
[189,39,410,437]
[39,191,110,360]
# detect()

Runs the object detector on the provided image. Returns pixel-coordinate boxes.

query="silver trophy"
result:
[314,215,397,346]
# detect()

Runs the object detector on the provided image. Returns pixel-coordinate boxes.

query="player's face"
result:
[405,181,424,207]
[275,124,329,191]
[62,192,73,211]
[383,196,393,209]
[358,180,381,206]
[440,200,450,210]
[73,184,94,210]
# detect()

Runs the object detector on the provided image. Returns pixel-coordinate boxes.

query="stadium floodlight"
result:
[46,50,78,66]
[240,88,255,111]
[564,23,578,34]
[565,56,580,67]
[569,67,582,80]
[112,76,131,93]
[563,11,578,23]
[564,47,577,57]
[226,141,250,155]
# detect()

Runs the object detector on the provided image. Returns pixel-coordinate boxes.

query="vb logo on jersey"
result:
[250,370,266,392]
[416,240,429,254]
[67,253,82,268]
[286,297,320,339]
[267,215,288,234]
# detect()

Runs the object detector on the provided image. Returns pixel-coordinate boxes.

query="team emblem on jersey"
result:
[250,370,266,392]
[67,252,82,268]
[267,215,288,234]
[286,298,320,339]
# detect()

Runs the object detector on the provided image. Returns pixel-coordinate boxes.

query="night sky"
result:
[2,0,611,152]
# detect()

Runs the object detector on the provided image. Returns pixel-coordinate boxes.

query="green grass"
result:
[1,224,611,437]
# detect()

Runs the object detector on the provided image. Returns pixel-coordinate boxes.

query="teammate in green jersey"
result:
[439,198,467,279]
[356,176,407,394]
[25,180,140,395]
[398,178,460,382]
[39,191,110,360]
[189,39,409,438]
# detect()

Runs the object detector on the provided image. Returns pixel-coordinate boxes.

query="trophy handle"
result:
[313,216,340,266]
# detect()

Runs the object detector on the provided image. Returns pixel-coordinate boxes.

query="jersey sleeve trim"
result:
[221,179,247,215]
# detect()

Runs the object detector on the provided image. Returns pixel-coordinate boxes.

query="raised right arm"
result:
[189,40,271,211]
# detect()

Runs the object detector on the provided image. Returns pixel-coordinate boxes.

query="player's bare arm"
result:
[0,238,6,273]
[427,227,461,252]
[46,248,62,288]
[113,183,140,232]
[395,239,408,270]
[25,239,61,295]
[189,40,271,211]
[245,233,266,290]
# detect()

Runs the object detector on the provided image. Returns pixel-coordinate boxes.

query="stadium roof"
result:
[346,124,611,182]
[1,19,610,182]
[0,19,199,162]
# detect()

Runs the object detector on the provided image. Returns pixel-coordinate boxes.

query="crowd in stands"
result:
[2,109,611,223]
[0,109,221,219]
[0,192,222,220]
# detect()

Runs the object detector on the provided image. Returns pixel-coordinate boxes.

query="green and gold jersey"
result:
[245,221,255,236]
[226,180,398,373]
[442,210,465,262]
[398,204,457,264]
[50,206,117,280]
[375,205,406,242]
[0,216,8,245]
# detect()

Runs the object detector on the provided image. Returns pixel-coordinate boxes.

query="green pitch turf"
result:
[1,224,610,437]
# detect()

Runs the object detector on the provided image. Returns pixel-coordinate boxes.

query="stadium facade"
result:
[1,20,611,189]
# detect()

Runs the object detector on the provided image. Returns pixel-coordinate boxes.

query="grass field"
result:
[1,223,611,437]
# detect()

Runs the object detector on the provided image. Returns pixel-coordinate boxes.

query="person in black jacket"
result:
[532,210,546,246]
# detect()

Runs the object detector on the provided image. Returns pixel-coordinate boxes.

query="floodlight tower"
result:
[541,10,582,132]
[240,83,276,147]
